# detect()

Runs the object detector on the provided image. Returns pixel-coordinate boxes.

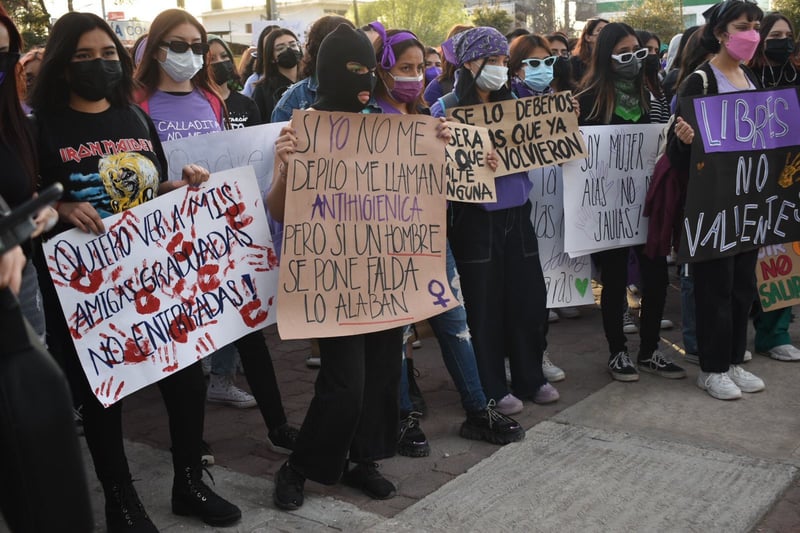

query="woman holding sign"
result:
[369,24,525,456]
[577,22,687,383]
[746,13,800,362]
[430,27,558,415]
[668,0,767,399]
[31,12,242,530]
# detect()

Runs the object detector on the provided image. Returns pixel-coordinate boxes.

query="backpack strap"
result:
[694,69,709,96]
[129,104,150,132]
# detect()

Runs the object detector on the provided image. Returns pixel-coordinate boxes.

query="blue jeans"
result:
[399,242,487,415]
[680,266,698,355]
[211,343,238,375]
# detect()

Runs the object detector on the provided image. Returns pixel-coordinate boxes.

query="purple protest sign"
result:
[693,87,800,154]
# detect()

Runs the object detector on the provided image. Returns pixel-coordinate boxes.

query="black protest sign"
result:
[678,87,800,262]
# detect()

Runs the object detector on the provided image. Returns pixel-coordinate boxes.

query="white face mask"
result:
[159,48,204,82]
[475,64,508,92]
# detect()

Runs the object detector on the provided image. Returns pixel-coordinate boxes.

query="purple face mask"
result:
[388,73,423,103]
[425,65,441,84]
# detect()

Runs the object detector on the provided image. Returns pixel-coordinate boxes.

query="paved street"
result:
[69,273,800,531]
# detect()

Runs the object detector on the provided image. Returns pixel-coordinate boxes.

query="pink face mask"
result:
[725,29,760,62]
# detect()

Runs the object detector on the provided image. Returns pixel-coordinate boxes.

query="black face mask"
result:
[212,59,235,84]
[765,38,795,64]
[314,24,377,112]
[644,54,661,77]
[276,49,302,69]
[552,55,571,83]
[68,59,123,102]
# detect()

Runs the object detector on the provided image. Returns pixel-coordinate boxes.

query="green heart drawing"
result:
[575,278,589,297]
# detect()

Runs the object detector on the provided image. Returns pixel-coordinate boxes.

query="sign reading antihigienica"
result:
[43,167,278,406]
[445,91,587,176]
[528,165,594,308]
[678,87,800,262]
[562,124,663,257]
[277,110,456,339]
[445,123,496,203]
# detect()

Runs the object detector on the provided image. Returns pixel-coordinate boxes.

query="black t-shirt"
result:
[253,73,294,123]
[0,140,34,210]
[226,91,261,129]
[37,105,167,219]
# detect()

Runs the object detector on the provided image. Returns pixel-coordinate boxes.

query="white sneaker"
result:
[697,372,742,400]
[542,351,566,382]
[660,319,674,330]
[766,344,800,361]
[743,349,752,362]
[557,306,581,319]
[207,374,257,408]
[495,393,523,415]
[727,365,765,393]
[548,310,559,323]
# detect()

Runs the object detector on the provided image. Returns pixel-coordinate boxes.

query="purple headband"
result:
[442,27,508,67]
[368,20,419,69]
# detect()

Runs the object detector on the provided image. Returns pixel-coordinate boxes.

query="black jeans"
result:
[447,201,547,401]
[235,331,287,430]
[289,328,402,484]
[693,250,758,373]
[38,263,205,484]
[592,246,668,358]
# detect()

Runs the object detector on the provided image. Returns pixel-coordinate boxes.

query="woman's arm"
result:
[266,124,297,223]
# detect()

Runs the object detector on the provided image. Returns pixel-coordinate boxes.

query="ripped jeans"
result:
[399,241,487,415]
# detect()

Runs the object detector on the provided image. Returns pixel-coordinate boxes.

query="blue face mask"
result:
[524,63,553,91]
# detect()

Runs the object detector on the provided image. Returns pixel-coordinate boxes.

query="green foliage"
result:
[349,0,467,47]
[619,0,684,43]
[471,6,514,34]
[4,0,51,47]
[773,0,800,35]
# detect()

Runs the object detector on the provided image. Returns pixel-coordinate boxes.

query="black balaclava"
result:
[313,24,377,112]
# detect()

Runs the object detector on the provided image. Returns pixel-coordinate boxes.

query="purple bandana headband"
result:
[442,27,508,67]
[368,20,419,69]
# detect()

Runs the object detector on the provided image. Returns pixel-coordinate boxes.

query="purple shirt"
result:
[147,89,223,142]
[710,63,756,94]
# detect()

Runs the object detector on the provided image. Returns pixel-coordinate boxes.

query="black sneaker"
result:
[342,462,396,500]
[460,401,525,445]
[171,466,241,526]
[397,412,430,457]
[103,479,158,533]
[608,351,639,382]
[273,461,305,510]
[638,351,687,379]
[267,423,300,454]
[200,440,214,466]
[406,358,427,416]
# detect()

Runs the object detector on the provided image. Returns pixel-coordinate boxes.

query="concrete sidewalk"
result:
[73,278,800,532]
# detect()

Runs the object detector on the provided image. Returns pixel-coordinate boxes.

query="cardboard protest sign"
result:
[445,91,586,176]
[43,167,278,406]
[678,87,800,262]
[562,124,663,257]
[277,110,456,339]
[445,123,496,202]
[528,165,594,307]
[162,122,286,199]
[757,242,800,312]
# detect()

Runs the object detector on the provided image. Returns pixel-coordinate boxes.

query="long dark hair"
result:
[257,28,298,83]
[373,29,426,111]
[31,12,134,114]
[134,9,217,100]
[750,12,795,69]
[301,15,353,80]
[675,27,710,89]
[251,24,279,79]
[208,36,241,89]
[579,22,648,124]
[0,6,36,184]
[574,18,609,65]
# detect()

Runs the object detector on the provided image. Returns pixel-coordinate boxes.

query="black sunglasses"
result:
[160,41,209,55]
